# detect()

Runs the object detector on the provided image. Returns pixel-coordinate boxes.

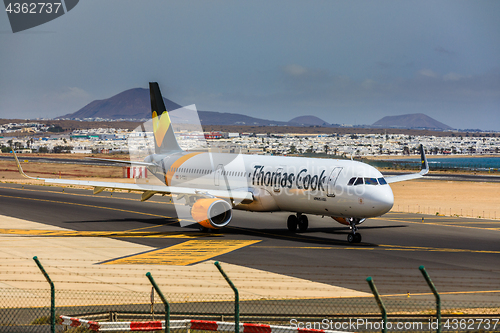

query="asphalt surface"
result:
[0,182,499,302]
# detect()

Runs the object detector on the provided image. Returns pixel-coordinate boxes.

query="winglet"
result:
[384,144,429,184]
[418,144,429,175]
[12,151,38,180]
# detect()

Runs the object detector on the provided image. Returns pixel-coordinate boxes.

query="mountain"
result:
[58,88,182,120]
[198,111,289,126]
[372,113,453,130]
[62,88,452,130]
[288,115,331,127]
[58,88,289,125]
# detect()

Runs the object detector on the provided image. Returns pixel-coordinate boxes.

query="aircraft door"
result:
[214,164,224,186]
[327,167,343,197]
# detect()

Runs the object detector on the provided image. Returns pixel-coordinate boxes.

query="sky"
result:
[1,0,499,130]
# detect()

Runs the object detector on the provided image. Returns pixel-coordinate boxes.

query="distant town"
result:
[1,121,499,157]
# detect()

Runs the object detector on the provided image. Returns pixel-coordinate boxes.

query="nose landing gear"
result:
[347,217,362,243]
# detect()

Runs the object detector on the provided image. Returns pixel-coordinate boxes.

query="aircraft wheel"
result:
[347,233,355,243]
[298,215,309,232]
[354,233,362,243]
[287,215,298,233]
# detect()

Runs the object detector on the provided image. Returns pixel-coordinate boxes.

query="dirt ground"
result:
[390,179,500,219]
[0,159,123,179]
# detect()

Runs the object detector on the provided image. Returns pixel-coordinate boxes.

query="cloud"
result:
[443,72,463,81]
[283,64,307,76]
[418,69,438,78]
[361,79,377,89]
[200,65,500,130]
[50,87,91,101]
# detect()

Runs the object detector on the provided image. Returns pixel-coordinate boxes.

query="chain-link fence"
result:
[1,259,499,333]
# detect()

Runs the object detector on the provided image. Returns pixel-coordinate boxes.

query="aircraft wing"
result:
[85,157,156,167]
[13,152,253,203]
[384,144,429,184]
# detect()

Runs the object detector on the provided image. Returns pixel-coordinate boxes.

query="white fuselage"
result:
[146,151,394,219]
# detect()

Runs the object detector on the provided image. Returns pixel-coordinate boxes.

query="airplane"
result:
[14,82,429,243]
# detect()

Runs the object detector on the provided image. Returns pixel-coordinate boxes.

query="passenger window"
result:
[354,178,364,185]
[347,177,356,186]
[378,177,387,185]
[364,178,378,185]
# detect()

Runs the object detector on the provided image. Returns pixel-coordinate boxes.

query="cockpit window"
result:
[364,178,378,185]
[354,178,364,185]
[348,177,388,186]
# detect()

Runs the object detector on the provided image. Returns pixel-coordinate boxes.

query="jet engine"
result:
[191,198,232,229]
[331,217,366,225]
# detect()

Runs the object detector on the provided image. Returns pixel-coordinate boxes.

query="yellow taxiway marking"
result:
[384,217,500,224]
[372,216,500,231]
[253,244,500,254]
[0,193,176,220]
[122,224,166,233]
[382,290,500,298]
[104,239,261,265]
[0,228,214,239]
[0,185,173,205]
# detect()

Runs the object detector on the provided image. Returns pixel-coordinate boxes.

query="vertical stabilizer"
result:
[149,82,183,153]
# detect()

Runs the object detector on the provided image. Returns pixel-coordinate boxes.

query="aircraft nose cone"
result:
[378,186,394,215]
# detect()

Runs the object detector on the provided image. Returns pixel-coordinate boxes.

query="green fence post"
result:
[366,277,387,333]
[33,256,55,333]
[146,272,170,333]
[214,261,239,333]
[419,266,441,333]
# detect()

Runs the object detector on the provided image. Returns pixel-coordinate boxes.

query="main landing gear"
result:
[347,217,362,243]
[287,213,308,233]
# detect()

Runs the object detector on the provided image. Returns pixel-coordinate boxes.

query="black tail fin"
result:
[149,82,182,153]
[419,144,429,175]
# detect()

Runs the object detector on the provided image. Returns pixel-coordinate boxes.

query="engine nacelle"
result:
[191,198,232,229]
[332,217,366,225]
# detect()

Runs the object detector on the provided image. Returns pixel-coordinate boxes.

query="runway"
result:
[0,182,499,300]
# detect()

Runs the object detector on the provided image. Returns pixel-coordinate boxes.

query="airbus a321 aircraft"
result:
[14,82,428,243]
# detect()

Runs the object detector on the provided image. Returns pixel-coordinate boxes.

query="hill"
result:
[58,88,182,120]
[372,113,453,130]
[288,115,332,127]
[58,88,288,125]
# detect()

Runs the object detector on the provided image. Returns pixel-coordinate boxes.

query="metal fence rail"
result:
[0,257,499,333]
